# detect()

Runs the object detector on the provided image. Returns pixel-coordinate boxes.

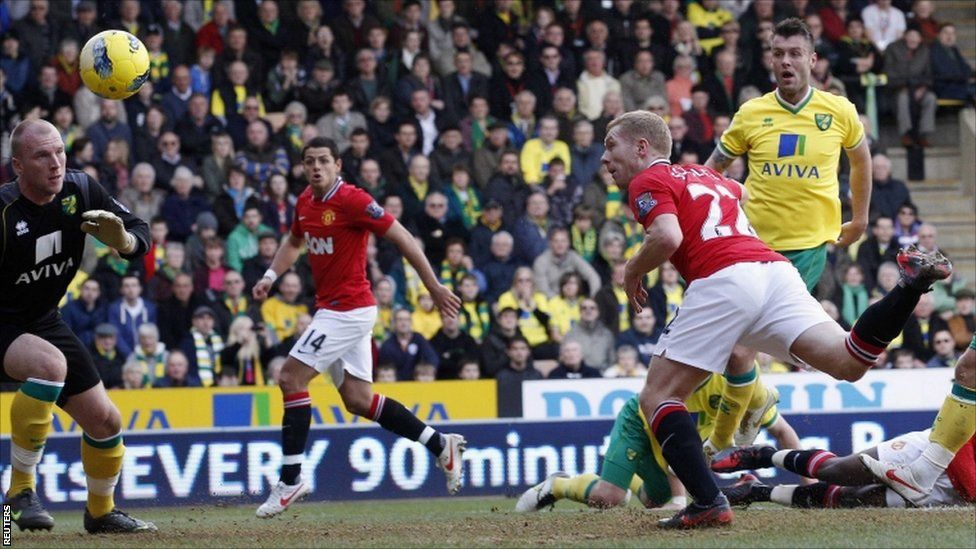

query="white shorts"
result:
[288,306,376,386]
[876,429,966,508]
[653,261,832,373]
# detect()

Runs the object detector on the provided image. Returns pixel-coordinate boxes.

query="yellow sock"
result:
[748,379,773,409]
[81,433,125,518]
[551,473,599,504]
[930,383,976,454]
[711,366,758,448]
[7,378,63,498]
[628,475,643,496]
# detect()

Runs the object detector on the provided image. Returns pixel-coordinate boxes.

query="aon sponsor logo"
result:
[305,233,334,255]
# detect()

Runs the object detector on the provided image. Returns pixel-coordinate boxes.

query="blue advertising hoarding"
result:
[1,411,936,510]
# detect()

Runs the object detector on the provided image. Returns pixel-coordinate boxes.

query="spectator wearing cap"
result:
[471,121,510,188]
[185,212,220,272]
[948,289,975,351]
[157,272,208,348]
[213,165,261,237]
[469,199,508,266]
[316,89,368,155]
[91,323,126,389]
[931,23,976,102]
[179,305,225,387]
[108,274,158,357]
[143,24,172,93]
[154,350,203,388]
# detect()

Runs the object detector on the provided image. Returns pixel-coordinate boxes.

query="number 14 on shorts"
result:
[300,329,327,353]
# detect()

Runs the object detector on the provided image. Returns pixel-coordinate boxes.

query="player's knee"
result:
[341,392,372,417]
[84,404,122,438]
[587,483,626,509]
[33,348,68,382]
[277,367,305,394]
[954,356,975,388]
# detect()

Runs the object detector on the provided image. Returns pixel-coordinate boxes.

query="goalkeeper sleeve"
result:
[81,210,137,253]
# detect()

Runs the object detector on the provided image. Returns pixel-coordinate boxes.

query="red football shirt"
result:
[628,159,786,283]
[291,180,394,311]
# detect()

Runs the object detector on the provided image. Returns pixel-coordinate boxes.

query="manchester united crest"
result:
[321,209,336,225]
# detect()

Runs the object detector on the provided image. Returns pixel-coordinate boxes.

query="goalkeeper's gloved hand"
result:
[81,210,136,254]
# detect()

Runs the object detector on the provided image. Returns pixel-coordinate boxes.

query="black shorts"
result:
[0,310,101,406]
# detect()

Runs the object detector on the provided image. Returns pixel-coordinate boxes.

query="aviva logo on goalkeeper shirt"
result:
[761,133,820,179]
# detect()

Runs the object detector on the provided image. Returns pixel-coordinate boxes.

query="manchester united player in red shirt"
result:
[252,138,463,518]
[601,111,951,529]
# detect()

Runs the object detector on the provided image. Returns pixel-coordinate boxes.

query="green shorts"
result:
[779,243,828,293]
[600,398,671,506]
[970,334,976,350]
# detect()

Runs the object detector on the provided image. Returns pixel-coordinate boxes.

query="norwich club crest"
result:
[321,209,336,225]
[815,113,833,131]
[61,194,77,215]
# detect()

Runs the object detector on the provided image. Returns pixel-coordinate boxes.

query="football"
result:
[79,30,150,100]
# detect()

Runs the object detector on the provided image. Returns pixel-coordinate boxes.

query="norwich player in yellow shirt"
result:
[701,18,873,460]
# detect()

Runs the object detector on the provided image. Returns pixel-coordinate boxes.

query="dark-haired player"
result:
[601,110,950,528]
[253,137,464,518]
[1,120,155,533]
[700,17,875,464]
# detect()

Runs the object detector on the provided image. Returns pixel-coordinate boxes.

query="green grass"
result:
[9,497,976,548]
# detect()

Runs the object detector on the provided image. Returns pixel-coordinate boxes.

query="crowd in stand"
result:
[1,0,974,413]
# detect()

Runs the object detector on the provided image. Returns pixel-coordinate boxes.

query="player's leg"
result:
[793,246,953,381]
[2,333,65,531]
[256,355,318,518]
[766,482,888,508]
[53,320,156,534]
[641,356,732,529]
[704,346,759,458]
[61,385,156,533]
[862,351,975,504]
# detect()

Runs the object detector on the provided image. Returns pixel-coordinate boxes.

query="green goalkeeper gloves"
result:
[81,210,137,254]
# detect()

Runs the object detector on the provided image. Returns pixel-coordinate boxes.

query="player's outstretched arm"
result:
[624,214,682,312]
[81,210,138,254]
[384,221,461,317]
[837,139,872,247]
[253,233,303,301]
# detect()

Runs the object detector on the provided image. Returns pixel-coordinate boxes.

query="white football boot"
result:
[437,434,467,495]
[256,477,312,518]
[515,472,569,512]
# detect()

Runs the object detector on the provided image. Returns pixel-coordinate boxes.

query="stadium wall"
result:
[0,411,938,510]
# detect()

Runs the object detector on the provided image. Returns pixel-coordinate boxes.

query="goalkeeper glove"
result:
[81,210,137,254]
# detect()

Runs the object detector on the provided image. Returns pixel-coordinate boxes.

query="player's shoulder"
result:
[811,88,856,111]
[737,92,778,115]
[0,180,19,205]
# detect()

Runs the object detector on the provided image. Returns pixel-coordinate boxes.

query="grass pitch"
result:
[9,496,976,548]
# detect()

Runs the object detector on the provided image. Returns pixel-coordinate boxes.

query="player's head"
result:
[10,119,66,198]
[771,18,816,96]
[301,137,342,193]
[601,111,671,188]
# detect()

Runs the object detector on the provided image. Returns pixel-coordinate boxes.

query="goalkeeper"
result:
[1,120,156,534]
[515,374,799,512]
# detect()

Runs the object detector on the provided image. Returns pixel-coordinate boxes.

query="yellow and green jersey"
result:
[719,88,864,251]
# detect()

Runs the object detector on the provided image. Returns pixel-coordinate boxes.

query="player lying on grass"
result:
[861,333,976,505]
[515,374,797,512]
[712,432,976,508]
